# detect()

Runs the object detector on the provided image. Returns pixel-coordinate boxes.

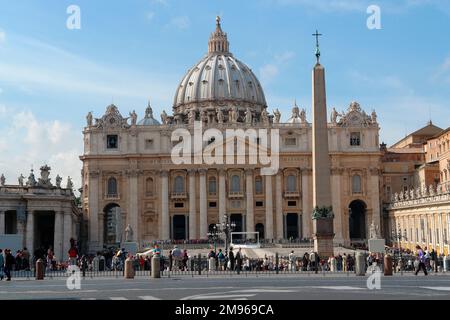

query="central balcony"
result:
[171,192,188,200]
[283,191,300,198]
[228,191,244,199]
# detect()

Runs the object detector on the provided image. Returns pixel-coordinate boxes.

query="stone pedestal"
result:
[124,258,135,279]
[209,257,216,271]
[151,256,160,278]
[355,252,366,276]
[313,218,334,258]
[368,239,385,253]
[122,242,138,256]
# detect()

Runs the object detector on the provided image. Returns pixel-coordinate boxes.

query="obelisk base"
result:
[313,218,335,258]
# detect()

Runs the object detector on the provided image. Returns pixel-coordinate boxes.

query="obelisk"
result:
[311,30,334,258]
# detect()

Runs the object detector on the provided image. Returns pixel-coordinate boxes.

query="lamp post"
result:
[221,214,236,254]
[207,224,220,254]
[391,223,407,271]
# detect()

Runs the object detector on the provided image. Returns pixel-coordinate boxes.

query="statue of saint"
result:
[300,109,307,123]
[0,174,5,186]
[18,174,25,187]
[188,109,196,125]
[245,107,252,124]
[125,224,133,242]
[66,176,74,190]
[129,110,138,126]
[86,112,93,127]
[371,110,377,124]
[161,110,168,124]
[55,175,62,188]
[273,109,281,124]
[369,221,377,239]
[261,109,269,125]
[217,108,224,124]
[229,107,237,124]
[331,107,338,124]
[27,170,37,187]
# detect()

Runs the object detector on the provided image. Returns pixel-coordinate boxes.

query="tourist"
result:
[0,249,4,280]
[22,247,30,271]
[4,249,15,281]
[430,249,438,273]
[68,243,79,266]
[289,250,296,272]
[168,250,173,271]
[302,253,309,271]
[182,249,189,271]
[46,247,54,271]
[235,248,243,272]
[217,249,225,270]
[415,245,428,276]
[228,247,235,271]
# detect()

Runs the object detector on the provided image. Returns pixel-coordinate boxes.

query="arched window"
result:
[352,175,362,193]
[107,177,117,196]
[208,177,217,194]
[255,176,263,194]
[174,176,185,193]
[231,175,241,193]
[286,175,297,192]
[146,178,154,196]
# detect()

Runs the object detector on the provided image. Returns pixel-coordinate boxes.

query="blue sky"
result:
[0,0,450,188]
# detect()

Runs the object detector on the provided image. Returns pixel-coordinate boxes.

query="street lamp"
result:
[391,223,407,271]
[221,214,236,254]
[207,224,220,254]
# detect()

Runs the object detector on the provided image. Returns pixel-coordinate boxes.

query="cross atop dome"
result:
[208,16,230,54]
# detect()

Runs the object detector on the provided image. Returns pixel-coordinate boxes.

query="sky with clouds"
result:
[0,0,450,190]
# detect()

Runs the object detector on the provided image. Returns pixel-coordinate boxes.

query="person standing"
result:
[22,247,30,271]
[235,248,242,273]
[430,249,438,273]
[415,245,428,276]
[4,249,15,281]
[0,249,4,280]
[228,247,235,271]
[289,251,296,272]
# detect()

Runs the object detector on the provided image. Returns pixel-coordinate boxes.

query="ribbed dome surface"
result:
[173,54,266,109]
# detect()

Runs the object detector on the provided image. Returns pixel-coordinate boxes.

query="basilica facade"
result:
[80,18,382,252]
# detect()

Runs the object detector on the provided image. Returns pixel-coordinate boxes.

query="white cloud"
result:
[0,29,5,43]
[169,16,191,30]
[259,51,296,85]
[0,107,83,192]
[146,11,155,21]
[260,64,279,84]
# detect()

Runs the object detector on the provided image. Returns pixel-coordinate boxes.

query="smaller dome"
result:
[138,102,160,126]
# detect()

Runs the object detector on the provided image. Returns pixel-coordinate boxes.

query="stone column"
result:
[26,211,35,256]
[199,169,208,240]
[438,214,444,253]
[301,169,312,239]
[331,168,343,244]
[0,210,4,235]
[370,168,381,233]
[245,169,254,237]
[54,212,64,262]
[88,170,100,251]
[128,170,139,242]
[275,171,283,240]
[63,211,73,259]
[431,213,436,249]
[218,169,226,225]
[188,169,197,240]
[160,171,169,240]
[265,175,274,240]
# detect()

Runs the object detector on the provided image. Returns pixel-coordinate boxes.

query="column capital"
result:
[198,169,208,176]
[188,169,197,175]
[301,168,312,175]
[89,170,100,178]
[218,168,227,176]
[331,167,344,175]
[126,169,143,178]
[245,168,254,176]
[160,170,169,178]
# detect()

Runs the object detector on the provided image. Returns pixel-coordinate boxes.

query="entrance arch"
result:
[172,215,186,240]
[230,214,243,240]
[349,200,367,240]
[255,223,265,240]
[104,203,121,245]
[286,213,299,239]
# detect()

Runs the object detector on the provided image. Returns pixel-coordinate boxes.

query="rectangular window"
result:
[107,135,118,149]
[285,137,297,146]
[174,202,184,208]
[145,139,154,149]
[287,201,297,207]
[5,212,18,234]
[255,201,263,207]
[209,202,217,208]
[350,132,361,146]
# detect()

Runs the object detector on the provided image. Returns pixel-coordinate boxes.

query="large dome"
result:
[173,17,267,116]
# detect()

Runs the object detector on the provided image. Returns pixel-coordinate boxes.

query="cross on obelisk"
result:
[312,30,323,63]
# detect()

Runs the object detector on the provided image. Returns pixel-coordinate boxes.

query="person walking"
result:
[415,245,428,276]
[4,249,15,281]
[228,248,235,271]
[217,249,225,271]
[0,249,4,280]
[289,250,296,272]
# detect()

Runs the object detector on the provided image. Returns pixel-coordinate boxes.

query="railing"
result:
[283,191,300,198]
[171,192,187,199]
[228,191,244,198]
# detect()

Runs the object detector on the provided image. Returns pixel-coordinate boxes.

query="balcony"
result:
[228,191,244,199]
[105,194,120,200]
[171,192,187,200]
[283,191,300,198]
